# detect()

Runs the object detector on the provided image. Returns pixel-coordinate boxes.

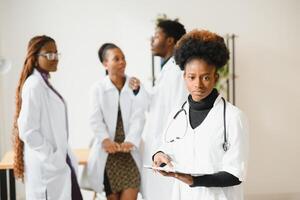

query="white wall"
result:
[0,0,299,199]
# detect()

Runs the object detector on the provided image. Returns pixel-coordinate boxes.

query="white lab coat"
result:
[141,57,188,200]
[157,95,249,200]
[83,75,146,193]
[18,69,78,200]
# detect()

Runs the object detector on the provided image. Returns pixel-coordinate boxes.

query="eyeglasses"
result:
[38,52,60,61]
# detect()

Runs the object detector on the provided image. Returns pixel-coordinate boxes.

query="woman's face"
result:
[103,48,126,77]
[37,41,59,72]
[184,58,219,102]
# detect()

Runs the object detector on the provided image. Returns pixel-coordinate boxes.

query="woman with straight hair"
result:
[13,35,83,200]
[85,43,146,200]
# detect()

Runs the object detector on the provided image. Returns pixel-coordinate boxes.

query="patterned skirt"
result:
[104,106,140,195]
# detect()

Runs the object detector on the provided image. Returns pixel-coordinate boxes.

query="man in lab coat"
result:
[131,19,188,200]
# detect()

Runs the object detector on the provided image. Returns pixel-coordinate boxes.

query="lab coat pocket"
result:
[44,149,67,174]
[27,190,46,200]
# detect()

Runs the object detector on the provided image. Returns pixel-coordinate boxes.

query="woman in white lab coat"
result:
[152,30,249,200]
[12,35,82,200]
[86,43,145,200]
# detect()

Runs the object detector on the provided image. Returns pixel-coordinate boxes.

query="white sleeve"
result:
[18,85,65,170]
[221,110,249,181]
[89,84,110,143]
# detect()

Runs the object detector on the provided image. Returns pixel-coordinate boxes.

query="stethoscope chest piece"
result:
[222,141,230,152]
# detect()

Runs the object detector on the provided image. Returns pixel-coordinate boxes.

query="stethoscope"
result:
[164,97,230,152]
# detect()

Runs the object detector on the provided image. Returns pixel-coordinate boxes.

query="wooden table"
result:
[0,149,89,200]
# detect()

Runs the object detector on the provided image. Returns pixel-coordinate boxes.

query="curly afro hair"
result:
[174,30,229,70]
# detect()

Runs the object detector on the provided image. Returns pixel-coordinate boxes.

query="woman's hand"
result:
[120,142,134,153]
[129,77,140,91]
[152,152,173,177]
[156,171,194,186]
[153,152,173,168]
[153,152,193,185]
[102,138,120,154]
[173,173,194,186]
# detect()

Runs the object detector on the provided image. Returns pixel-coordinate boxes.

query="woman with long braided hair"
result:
[13,35,83,200]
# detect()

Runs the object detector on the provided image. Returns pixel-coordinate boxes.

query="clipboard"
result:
[144,165,176,173]
[143,165,204,176]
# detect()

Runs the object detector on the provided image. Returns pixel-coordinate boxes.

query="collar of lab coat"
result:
[32,68,48,88]
[32,69,65,104]
[212,94,223,107]
[161,57,176,73]
[103,75,131,94]
[155,56,177,86]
